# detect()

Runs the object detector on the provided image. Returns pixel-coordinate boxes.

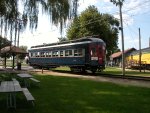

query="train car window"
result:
[91,48,97,56]
[74,49,83,56]
[46,52,49,57]
[78,49,82,56]
[29,53,31,57]
[69,50,72,56]
[35,53,38,57]
[60,51,64,57]
[41,52,45,57]
[65,50,72,56]
[44,52,46,57]
[52,51,58,57]
[74,50,78,56]
[56,51,59,57]
[37,52,40,57]
[49,52,52,57]
[65,50,69,56]
[32,53,36,57]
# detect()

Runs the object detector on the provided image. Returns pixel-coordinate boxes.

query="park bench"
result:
[22,88,35,106]
[29,78,40,86]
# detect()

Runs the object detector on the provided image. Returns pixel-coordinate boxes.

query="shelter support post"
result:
[12,53,15,69]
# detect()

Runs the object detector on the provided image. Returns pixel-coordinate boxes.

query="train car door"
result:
[89,44,105,66]
[89,44,98,66]
[97,45,105,65]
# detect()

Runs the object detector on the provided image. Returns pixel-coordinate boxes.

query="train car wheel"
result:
[81,67,86,73]
[91,67,97,74]
[70,67,74,72]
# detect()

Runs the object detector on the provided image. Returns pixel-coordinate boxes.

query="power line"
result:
[122,0,150,14]
[72,1,150,28]
[123,21,138,49]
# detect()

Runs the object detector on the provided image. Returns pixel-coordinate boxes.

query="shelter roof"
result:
[1,46,27,54]
[110,48,136,58]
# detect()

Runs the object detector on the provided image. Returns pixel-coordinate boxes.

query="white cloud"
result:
[78,0,98,13]
[78,0,114,13]
[19,10,61,49]
[114,13,134,27]
[118,35,139,50]
[20,30,59,49]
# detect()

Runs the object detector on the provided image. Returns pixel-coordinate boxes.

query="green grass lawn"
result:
[103,67,150,77]
[53,66,150,77]
[0,73,150,113]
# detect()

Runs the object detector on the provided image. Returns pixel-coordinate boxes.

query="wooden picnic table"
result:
[17,73,33,78]
[0,80,22,108]
[17,73,33,87]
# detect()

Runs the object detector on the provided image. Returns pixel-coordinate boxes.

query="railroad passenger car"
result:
[28,36,106,73]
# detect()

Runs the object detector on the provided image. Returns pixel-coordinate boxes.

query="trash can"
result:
[17,62,21,70]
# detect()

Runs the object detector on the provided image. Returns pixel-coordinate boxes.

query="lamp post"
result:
[111,0,125,76]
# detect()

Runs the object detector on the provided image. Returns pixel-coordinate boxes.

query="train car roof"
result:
[130,47,150,55]
[30,36,105,49]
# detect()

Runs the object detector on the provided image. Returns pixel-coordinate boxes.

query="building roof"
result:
[129,47,150,55]
[1,46,27,54]
[110,48,136,59]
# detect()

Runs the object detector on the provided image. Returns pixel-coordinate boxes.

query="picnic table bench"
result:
[12,78,35,106]
[17,73,40,87]
[29,78,40,86]
[22,88,35,106]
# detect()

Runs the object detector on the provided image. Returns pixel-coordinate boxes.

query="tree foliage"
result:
[0,35,11,58]
[110,0,125,7]
[0,0,78,34]
[58,37,68,42]
[18,46,28,60]
[66,5,120,57]
[0,35,11,49]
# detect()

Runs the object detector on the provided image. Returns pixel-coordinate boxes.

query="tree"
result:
[18,46,28,60]
[0,35,11,50]
[0,35,11,59]
[110,0,124,6]
[66,5,120,58]
[0,0,79,34]
[0,0,79,49]
[58,37,68,42]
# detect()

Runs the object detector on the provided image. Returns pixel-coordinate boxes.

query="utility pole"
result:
[111,0,125,76]
[139,28,141,72]
[149,37,150,47]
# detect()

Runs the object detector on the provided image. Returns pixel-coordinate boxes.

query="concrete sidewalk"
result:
[0,65,34,73]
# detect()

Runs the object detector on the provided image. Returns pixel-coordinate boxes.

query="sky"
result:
[19,0,150,51]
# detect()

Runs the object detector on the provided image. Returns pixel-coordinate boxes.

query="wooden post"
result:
[12,53,15,69]
[139,28,142,72]
[42,67,43,74]
[4,53,6,68]
[119,1,125,76]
